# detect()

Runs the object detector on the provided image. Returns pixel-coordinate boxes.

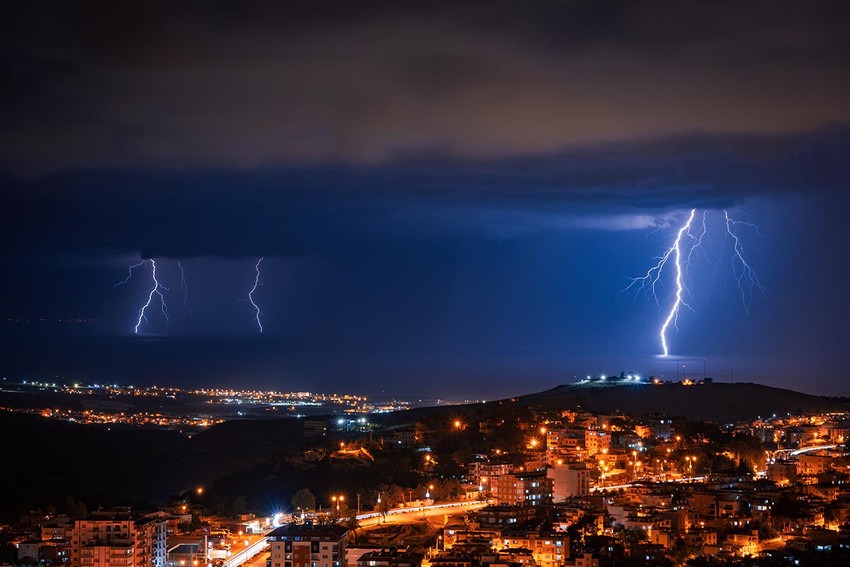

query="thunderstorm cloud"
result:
[2,0,849,258]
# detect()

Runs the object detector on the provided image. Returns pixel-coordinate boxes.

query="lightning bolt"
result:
[626,210,696,356]
[133,259,170,334]
[723,210,766,314]
[685,210,710,272]
[658,209,696,356]
[177,260,192,316]
[114,260,146,289]
[628,208,765,356]
[247,257,264,333]
[624,217,686,308]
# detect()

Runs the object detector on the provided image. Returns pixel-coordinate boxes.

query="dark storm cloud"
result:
[2,0,849,171]
[3,128,848,258]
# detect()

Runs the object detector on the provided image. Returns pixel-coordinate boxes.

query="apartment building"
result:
[70,509,166,567]
[268,524,348,567]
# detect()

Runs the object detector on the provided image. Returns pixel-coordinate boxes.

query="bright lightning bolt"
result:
[628,208,765,356]
[724,210,766,314]
[133,259,170,334]
[626,209,696,355]
[658,209,696,357]
[247,257,264,333]
[177,260,192,316]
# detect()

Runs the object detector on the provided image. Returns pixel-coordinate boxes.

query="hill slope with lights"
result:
[509,379,849,423]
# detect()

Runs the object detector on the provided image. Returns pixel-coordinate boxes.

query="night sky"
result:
[2,1,849,398]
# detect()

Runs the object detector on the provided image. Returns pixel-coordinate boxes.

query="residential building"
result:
[268,524,348,567]
[547,463,590,500]
[491,472,553,506]
[70,509,166,567]
[584,431,611,457]
[498,531,569,567]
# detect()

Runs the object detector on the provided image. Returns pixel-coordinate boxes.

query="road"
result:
[788,444,837,456]
[592,475,709,492]
[220,501,488,567]
[241,551,269,567]
[221,535,270,567]
[356,500,489,527]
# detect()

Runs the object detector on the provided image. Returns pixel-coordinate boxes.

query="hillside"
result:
[505,381,850,423]
[376,381,850,426]
[3,379,847,517]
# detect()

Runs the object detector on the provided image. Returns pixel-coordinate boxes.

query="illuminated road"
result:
[356,500,489,527]
[221,536,270,567]
[220,501,487,567]
[789,444,837,456]
[592,476,708,492]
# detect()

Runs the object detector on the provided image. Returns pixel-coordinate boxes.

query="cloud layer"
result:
[3,128,848,258]
[2,1,849,171]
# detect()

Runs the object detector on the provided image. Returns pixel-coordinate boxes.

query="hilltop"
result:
[512,380,850,423]
[378,380,850,426]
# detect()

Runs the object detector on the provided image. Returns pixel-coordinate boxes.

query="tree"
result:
[65,496,87,520]
[291,488,316,513]
[378,499,391,521]
[232,496,248,517]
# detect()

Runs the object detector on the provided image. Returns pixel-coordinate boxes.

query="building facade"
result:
[268,524,348,567]
[70,509,166,567]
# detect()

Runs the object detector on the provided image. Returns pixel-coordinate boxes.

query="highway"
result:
[592,475,708,492]
[220,500,488,567]
[788,444,838,456]
[355,500,489,527]
[221,536,270,567]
